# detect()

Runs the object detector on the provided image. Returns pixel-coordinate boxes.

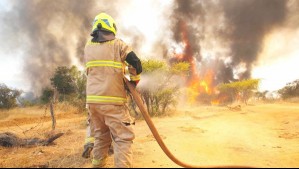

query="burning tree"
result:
[165,0,288,106]
[217,79,260,105]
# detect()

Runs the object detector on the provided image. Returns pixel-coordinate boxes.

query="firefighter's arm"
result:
[125,51,142,86]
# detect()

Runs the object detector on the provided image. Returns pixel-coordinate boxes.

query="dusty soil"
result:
[0,103,299,168]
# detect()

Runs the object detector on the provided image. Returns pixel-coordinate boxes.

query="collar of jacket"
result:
[91,30,115,43]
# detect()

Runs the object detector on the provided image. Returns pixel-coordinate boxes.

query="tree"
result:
[217,79,260,104]
[278,79,299,99]
[40,87,54,104]
[50,66,87,100]
[50,66,76,99]
[69,65,86,100]
[47,65,86,112]
[0,84,22,109]
[139,60,190,116]
[255,90,269,100]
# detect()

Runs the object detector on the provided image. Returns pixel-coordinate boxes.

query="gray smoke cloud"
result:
[169,0,290,85]
[1,0,298,95]
[170,0,204,66]
[0,0,122,94]
[220,0,288,79]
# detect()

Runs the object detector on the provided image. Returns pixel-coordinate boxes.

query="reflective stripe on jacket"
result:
[84,39,132,105]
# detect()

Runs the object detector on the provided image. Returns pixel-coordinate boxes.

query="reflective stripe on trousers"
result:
[89,104,135,168]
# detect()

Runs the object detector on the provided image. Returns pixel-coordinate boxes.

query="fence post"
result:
[50,102,56,130]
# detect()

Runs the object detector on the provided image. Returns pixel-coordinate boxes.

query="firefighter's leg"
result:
[89,105,113,168]
[104,105,135,168]
[82,111,114,159]
[82,120,95,158]
[82,104,96,158]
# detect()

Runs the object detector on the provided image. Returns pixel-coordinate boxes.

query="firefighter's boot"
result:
[82,142,94,158]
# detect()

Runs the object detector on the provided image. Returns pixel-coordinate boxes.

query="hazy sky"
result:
[0,0,298,93]
[252,27,299,91]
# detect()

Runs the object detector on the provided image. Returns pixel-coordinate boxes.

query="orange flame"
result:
[211,99,220,105]
[186,70,216,105]
[171,20,222,105]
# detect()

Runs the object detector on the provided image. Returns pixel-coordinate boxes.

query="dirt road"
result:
[0,103,299,168]
[132,103,299,168]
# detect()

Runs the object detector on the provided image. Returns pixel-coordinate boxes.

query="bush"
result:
[278,79,299,100]
[217,79,260,105]
[38,65,87,113]
[40,87,54,104]
[0,84,22,110]
[139,60,189,116]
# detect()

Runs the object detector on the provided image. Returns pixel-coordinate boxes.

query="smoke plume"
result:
[169,0,289,85]
[1,0,298,95]
[220,0,288,79]
[0,0,121,94]
[170,0,205,77]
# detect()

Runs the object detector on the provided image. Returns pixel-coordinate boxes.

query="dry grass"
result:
[0,111,9,120]
[0,102,87,139]
[55,102,83,114]
[0,102,77,120]
[1,101,299,168]
[0,124,89,168]
[284,97,299,103]
[0,103,90,168]
[0,106,47,120]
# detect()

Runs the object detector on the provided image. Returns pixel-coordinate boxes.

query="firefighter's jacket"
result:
[84,39,137,105]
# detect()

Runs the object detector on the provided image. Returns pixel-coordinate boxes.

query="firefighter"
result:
[84,13,142,168]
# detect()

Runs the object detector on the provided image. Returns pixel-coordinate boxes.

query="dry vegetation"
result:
[0,103,89,168]
[1,101,299,168]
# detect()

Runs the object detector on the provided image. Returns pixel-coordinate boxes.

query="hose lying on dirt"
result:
[124,78,253,168]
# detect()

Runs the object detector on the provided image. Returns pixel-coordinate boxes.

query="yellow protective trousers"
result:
[89,104,135,168]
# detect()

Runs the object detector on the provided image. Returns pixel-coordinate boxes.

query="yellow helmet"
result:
[92,13,117,35]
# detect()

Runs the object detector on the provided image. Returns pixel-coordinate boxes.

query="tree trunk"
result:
[50,102,56,130]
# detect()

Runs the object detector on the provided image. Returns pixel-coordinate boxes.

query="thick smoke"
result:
[169,0,289,84]
[220,0,288,79]
[0,0,120,94]
[0,0,297,95]
[170,0,204,70]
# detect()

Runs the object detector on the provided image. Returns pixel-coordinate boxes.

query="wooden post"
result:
[50,102,56,130]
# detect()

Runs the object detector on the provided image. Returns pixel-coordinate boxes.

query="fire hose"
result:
[124,77,253,168]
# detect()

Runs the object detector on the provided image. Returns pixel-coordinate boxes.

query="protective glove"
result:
[129,80,139,87]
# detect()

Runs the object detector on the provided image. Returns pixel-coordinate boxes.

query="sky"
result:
[252,27,299,91]
[0,0,298,94]
[0,0,28,89]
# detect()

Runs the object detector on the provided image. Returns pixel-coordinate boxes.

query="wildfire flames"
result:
[186,71,216,104]
[171,20,219,105]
